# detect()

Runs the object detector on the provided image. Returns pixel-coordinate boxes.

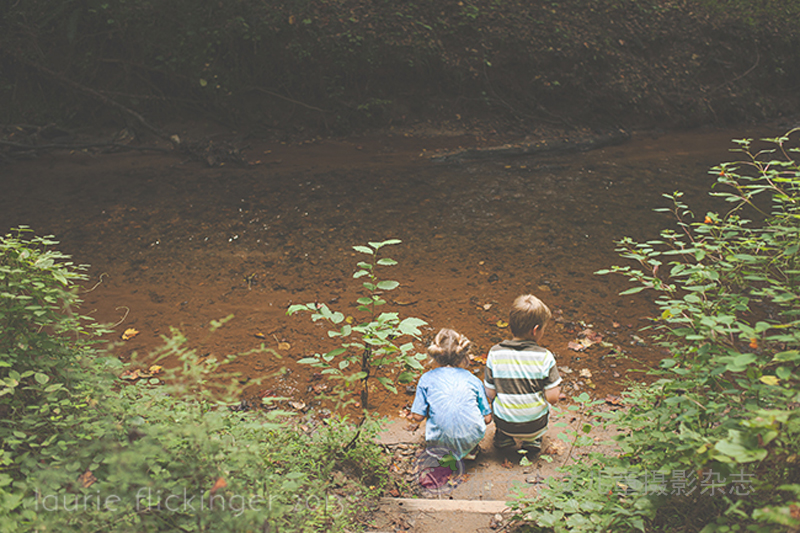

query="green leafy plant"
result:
[288,239,427,411]
[0,230,388,532]
[512,130,800,532]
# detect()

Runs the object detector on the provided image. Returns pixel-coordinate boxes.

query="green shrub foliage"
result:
[288,239,427,412]
[512,131,800,532]
[0,229,385,532]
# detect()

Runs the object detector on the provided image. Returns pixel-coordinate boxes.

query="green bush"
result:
[0,228,386,532]
[511,131,800,532]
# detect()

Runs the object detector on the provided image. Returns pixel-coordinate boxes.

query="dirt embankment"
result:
[1,0,799,142]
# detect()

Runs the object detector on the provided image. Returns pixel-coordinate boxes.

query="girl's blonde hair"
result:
[427,328,471,367]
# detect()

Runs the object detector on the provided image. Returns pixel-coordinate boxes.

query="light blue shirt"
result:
[411,367,493,460]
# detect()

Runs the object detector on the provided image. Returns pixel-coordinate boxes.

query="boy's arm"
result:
[544,385,561,405]
[484,353,497,402]
[483,413,493,424]
[543,355,563,405]
[484,387,496,402]
[409,413,425,422]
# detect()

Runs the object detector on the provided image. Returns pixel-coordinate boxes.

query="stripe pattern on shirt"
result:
[484,340,561,425]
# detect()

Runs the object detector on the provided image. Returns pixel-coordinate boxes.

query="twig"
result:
[112,307,130,328]
[709,48,760,95]
[82,272,108,293]
[248,86,328,113]
[15,58,178,146]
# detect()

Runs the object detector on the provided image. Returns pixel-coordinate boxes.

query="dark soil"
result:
[2,0,799,145]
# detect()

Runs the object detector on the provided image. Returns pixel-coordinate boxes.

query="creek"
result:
[0,124,783,416]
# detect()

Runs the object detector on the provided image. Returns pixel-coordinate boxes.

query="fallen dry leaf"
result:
[472,354,487,365]
[254,332,266,339]
[579,368,593,379]
[496,320,508,328]
[210,477,227,494]
[119,369,141,380]
[579,328,603,343]
[148,365,163,375]
[568,341,585,352]
[558,366,574,374]
[501,459,513,469]
[543,440,566,456]
[78,469,97,488]
[278,341,291,350]
[121,328,139,341]
[605,394,623,405]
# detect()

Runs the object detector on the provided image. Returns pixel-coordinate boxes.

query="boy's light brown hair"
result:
[509,294,552,338]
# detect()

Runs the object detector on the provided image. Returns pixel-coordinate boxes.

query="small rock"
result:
[288,401,307,411]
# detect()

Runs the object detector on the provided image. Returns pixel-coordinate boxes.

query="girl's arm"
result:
[409,413,425,423]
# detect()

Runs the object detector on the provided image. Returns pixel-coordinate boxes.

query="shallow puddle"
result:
[0,124,784,416]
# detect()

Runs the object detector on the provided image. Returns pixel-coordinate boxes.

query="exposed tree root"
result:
[2,58,249,167]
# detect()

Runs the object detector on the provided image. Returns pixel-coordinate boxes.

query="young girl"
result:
[409,329,493,461]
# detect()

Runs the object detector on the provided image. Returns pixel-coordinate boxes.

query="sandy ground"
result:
[367,401,622,533]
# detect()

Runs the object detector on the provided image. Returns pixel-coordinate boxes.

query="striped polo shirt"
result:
[484,339,562,434]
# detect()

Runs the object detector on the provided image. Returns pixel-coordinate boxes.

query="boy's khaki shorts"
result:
[493,426,547,449]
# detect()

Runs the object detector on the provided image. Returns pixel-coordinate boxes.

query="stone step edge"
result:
[379,497,509,514]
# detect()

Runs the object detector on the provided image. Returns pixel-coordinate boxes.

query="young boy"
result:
[484,294,561,455]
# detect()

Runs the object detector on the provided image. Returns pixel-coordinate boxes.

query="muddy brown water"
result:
[0,124,784,418]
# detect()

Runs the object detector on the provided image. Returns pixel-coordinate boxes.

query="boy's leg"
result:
[520,436,543,455]
[492,428,516,450]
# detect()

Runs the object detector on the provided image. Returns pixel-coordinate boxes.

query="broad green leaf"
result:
[369,239,401,249]
[397,371,416,383]
[376,280,399,290]
[352,245,373,255]
[714,438,768,463]
[398,317,427,335]
[404,357,424,370]
[619,286,647,295]
[323,347,346,361]
[773,350,800,362]
[287,304,312,315]
[377,258,398,266]
[34,373,49,385]
[377,376,398,394]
